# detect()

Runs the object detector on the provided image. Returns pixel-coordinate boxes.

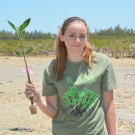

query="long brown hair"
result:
[53,17,94,81]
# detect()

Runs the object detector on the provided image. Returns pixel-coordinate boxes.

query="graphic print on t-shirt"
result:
[62,76,98,115]
[66,74,96,84]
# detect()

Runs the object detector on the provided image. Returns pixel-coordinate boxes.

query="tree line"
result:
[0,30,57,40]
[0,25,135,40]
[92,25,135,37]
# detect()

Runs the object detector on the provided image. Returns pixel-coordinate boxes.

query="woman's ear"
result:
[86,35,88,41]
[58,29,64,42]
[59,33,64,42]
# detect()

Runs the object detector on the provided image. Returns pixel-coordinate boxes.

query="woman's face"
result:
[60,22,88,55]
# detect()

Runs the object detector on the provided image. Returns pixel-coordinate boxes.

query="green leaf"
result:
[14,51,22,56]
[7,21,17,31]
[19,18,31,31]
[26,47,33,55]
[18,30,24,40]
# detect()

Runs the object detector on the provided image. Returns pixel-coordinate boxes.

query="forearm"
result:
[104,102,116,135]
[36,97,58,118]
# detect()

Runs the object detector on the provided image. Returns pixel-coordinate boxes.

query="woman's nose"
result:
[75,37,80,42]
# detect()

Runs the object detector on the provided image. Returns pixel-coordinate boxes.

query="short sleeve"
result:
[42,62,58,96]
[101,62,117,91]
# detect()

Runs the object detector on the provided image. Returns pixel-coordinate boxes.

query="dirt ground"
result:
[0,56,135,135]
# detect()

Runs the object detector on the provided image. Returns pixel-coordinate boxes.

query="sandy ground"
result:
[0,56,135,135]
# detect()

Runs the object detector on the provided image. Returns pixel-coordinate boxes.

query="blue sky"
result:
[1,0,135,34]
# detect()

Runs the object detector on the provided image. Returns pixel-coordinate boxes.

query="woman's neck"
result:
[67,53,84,62]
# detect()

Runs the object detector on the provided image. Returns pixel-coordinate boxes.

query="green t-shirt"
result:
[42,52,117,135]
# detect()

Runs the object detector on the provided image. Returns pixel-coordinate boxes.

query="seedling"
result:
[7,18,37,114]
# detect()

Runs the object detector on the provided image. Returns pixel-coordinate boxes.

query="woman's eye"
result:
[69,35,74,37]
[80,36,85,38]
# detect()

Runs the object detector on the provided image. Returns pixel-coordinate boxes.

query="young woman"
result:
[25,17,117,135]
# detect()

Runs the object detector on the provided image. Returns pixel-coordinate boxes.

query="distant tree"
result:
[0,25,135,40]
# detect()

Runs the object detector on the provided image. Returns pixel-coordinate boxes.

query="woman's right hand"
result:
[25,83,40,103]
